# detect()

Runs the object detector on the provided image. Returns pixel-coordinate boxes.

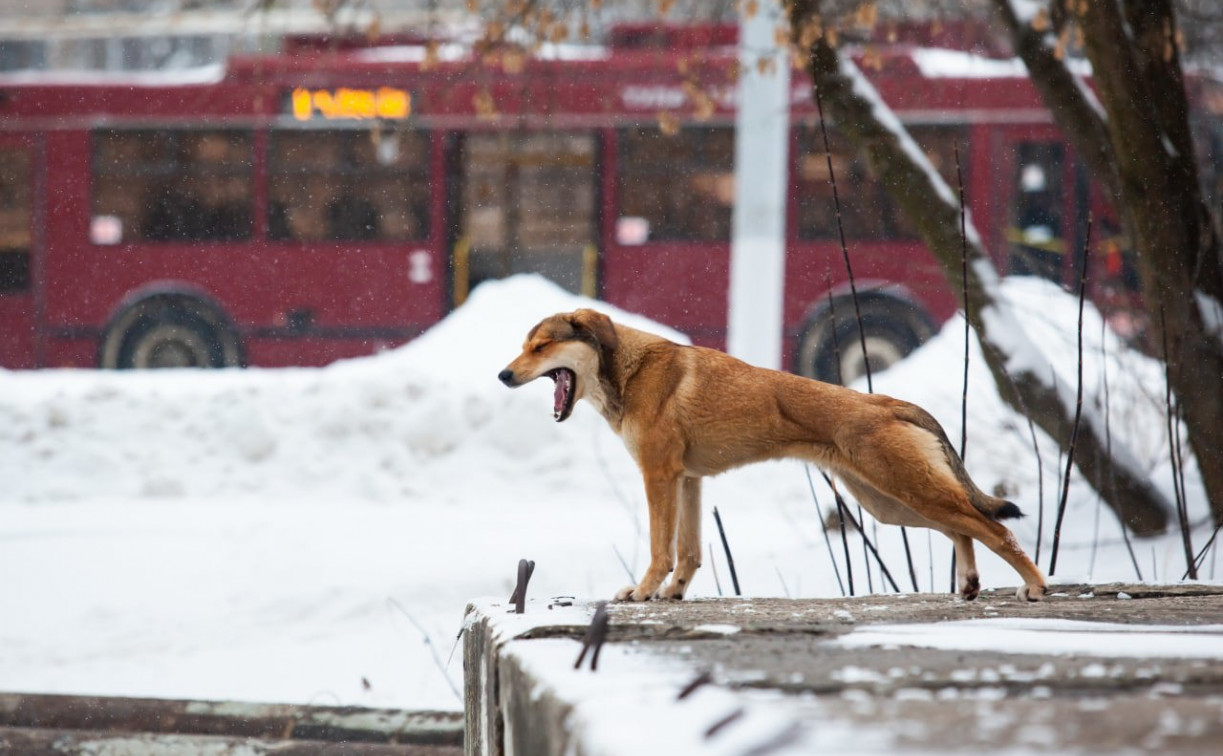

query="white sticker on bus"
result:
[409,250,433,284]
[90,215,123,245]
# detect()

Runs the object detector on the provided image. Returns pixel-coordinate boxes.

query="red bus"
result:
[1,25,1217,379]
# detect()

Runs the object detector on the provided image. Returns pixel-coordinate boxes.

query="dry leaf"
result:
[862,47,882,71]
[474,89,498,119]
[693,92,715,121]
[658,112,681,136]
[502,49,525,74]
[422,40,440,71]
[855,2,877,32]
[1032,7,1050,33]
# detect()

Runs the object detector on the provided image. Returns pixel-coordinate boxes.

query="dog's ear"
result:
[568,308,619,350]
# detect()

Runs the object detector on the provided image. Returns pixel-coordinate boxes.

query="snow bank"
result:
[0,275,684,504]
[862,275,1198,512]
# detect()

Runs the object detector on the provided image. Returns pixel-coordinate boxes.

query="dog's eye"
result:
[533,342,548,353]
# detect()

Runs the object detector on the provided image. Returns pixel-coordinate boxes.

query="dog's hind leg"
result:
[616,469,681,601]
[943,511,1046,602]
[838,474,984,601]
[662,476,702,600]
[947,532,981,601]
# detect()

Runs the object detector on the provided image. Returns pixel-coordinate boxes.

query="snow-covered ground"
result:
[0,274,1215,711]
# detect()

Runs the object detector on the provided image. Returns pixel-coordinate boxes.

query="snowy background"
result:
[0,274,1214,711]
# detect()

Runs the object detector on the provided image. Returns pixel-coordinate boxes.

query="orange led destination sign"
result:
[291,87,411,121]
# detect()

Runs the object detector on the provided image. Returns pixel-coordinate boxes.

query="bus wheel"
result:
[796,302,926,386]
[102,297,241,369]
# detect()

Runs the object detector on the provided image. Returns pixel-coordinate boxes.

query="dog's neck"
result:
[581,344,624,430]
[584,326,676,434]
[578,325,665,432]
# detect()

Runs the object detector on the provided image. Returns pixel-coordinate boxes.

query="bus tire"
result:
[796,300,927,386]
[101,296,241,370]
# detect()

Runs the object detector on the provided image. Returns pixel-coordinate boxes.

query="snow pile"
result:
[859,275,1197,507]
[0,273,1213,710]
[0,275,684,504]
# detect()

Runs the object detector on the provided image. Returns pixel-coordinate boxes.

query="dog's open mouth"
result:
[548,368,577,422]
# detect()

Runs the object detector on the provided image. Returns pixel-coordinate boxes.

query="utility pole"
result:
[728,0,791,370]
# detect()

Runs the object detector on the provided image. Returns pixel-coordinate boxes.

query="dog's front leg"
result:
[615,470,680,601]
[662,476,702,600]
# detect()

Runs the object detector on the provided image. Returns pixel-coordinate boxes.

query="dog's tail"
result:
[897,404,1025,521]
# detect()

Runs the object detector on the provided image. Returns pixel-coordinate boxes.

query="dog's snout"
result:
[498,368,515,386]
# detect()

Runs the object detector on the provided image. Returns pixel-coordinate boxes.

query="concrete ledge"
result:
[0,693,464,755]
[464,583,1223,755]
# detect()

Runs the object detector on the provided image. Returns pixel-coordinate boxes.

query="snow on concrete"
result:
[0,274,1214,711]
[472,598,873,756]
[472,596,1223,756]
[830,618,1223,660]
[506,637,833,756]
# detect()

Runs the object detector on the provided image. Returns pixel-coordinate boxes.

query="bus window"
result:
[617,126,734,242]
[1007,142,1066,280]
[268,128,429,242]
[92,129,253,243]
[0,147,31,292]
[794,125,963,241]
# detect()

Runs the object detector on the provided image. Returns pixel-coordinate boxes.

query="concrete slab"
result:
[463,583,1223,755]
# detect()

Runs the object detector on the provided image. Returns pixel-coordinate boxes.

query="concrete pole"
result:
[728,0,791,370]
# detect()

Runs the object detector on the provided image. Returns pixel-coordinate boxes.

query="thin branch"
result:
[1161,305,1197,579]
[826,289,855,596]
[820,471,900,593]
[386,598,462,702]
[997,362,1047,565]
[953,139,970,594]
[1183,522,1223,580]
[804,464,846,597]
[955,141,971,460]
[1100,310,1143,579]
[1049,214,1091,577]
[713,506,741,596]
[813,81,872,393]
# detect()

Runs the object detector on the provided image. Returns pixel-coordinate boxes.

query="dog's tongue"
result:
[553,370,570,415]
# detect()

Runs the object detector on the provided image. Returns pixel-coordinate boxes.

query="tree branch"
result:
[786,0,1172,533]
[990,0,1121,206]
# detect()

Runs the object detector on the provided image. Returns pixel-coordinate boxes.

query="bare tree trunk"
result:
[993,0,1223,525]
[786,0,1172,534]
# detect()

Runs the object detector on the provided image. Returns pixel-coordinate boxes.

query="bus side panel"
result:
[242,337,413,368]
[39,130,98,368]
[0,298,36,369]
[0,135,38,369]
[602,243,731,348]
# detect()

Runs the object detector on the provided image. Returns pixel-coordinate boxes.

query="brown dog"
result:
[499,308,1046,603]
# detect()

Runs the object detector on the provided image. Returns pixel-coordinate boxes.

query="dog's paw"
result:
[659,582,688,601]
[613,585,654,602]
[1016,583,1046,602]
[959,575,981,602]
